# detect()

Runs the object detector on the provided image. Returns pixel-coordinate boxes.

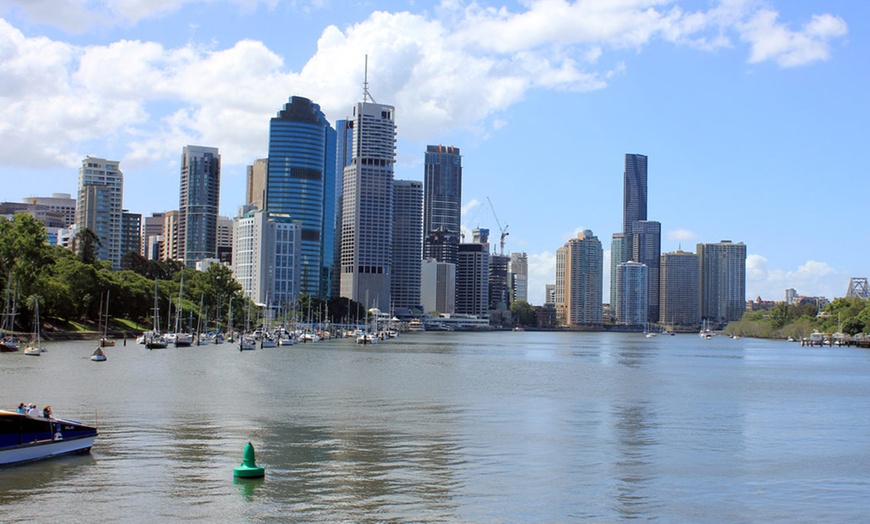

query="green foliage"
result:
[727,297,870,339]
[509,300,536,326]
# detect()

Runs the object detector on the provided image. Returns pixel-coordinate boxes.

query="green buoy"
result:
[233,442,265,478]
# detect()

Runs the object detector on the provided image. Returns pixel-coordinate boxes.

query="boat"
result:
[644,322,657,338]
[0,408,98,466]
[239,336,256,351]
[98,291,114,347]
[145,280,167,349]
[23,298,46,356]
[91,347,107,362]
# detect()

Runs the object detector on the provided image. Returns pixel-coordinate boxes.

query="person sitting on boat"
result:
[43,405,52,419]
[17,402,26,413]
[26,403,37,415]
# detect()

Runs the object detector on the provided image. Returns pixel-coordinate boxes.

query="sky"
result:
[0,0,866,307]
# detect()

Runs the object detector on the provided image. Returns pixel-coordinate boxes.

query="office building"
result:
[339,98,397,309]
[456,243,489,317]
[616,261,648,326]
[697,240,747,324]
[545,284,556,306]
[557,230,603,327]
[266,96,336,298]
[423,145,462,263]
[421,259,456,314]
[217,215,233,264]
[233,211,301,312]
[245,159,267,210]
[76,156,123,269]
[659,249,700,327]
[489,253,510,310]
[391,179,423,313]
[179,145,221,267]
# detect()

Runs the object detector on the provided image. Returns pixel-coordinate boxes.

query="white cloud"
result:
[746,254,844,301]
[667,228,696,242]
[0,2,850,171]
[739,10,847,67]
[527,250,556,305]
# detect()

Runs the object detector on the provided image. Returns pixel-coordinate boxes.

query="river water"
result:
[1,332,869,522]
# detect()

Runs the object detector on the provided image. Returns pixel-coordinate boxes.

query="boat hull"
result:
[0,412,98,467]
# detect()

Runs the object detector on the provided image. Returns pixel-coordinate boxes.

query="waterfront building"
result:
[217,215,233,264]
[509,252,529,303]
[456,243,489,317]
[179,145,221,267]
[616,261,648,326]
[659,249,700,327]
[330,119,353,298]
[630,220,661,322]
[232,211,301,313]
[421,258,456,314]
[265,96,336,298]
[556,230,603,327]
[423,145,462,264]
[22,193,76,228]
[120,211,142,262]
[245,159,268,211]
[697,240,747,325]
[391,179,423,313]
[339,98,397,309]
[76,156,123,269]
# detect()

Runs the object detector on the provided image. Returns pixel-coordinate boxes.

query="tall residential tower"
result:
[179,145,221,266]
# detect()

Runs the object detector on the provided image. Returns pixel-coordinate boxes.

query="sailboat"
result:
[173,276,192,347]
[23,298,46,356]
[99,291,115,347]
[145,280,167,349]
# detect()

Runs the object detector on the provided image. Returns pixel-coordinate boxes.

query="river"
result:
[1,332,869,522]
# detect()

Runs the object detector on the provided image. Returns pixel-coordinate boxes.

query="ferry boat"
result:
[0,409,98,466]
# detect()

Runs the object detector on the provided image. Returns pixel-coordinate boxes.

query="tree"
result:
[510,300,536,327]
[75,227,102,265]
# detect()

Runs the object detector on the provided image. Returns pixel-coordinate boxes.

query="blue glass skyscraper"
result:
[266,96,335,299]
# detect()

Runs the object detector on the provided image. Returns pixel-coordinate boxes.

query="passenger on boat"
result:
[17,402,26,413]
[26,403,37,415]
[43,405,52,418]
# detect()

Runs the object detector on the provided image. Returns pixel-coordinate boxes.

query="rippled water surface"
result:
[2,332,869,522]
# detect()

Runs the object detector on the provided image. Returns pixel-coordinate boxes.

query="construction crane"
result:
[486,196,509,255]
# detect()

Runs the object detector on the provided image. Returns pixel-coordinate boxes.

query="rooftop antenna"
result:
[363,54,377,103]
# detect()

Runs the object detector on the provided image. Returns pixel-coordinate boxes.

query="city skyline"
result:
[0,1,866,305]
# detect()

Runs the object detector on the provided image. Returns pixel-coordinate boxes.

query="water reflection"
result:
[611,402,661,518]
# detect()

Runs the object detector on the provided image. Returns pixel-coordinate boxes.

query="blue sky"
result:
[0,0,865,306]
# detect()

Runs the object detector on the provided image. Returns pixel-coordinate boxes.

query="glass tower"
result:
[423,145,462,264]
[266,96,335,298]
[179,145,220,267]
[623,153,648,234]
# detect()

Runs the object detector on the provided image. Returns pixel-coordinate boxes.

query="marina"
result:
[2,331,869,522]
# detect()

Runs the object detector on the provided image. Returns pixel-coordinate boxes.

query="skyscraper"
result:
[610,232,626,317]
[245,159,267,210]
[630,220,661,322]
[339,98,397,309]
[120,211,142,262]
[391,179,423,313]
[331,119,353,298]
[266,96,335,298]
[509,252,529,303]
[557,230,603,327]
[623,153,648,234]
[233,210,301,312]
[423,145,462,264]
[179,145,221,267]
[660,249,700,327]
[76,156,123,269]
[697,241,747,325]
